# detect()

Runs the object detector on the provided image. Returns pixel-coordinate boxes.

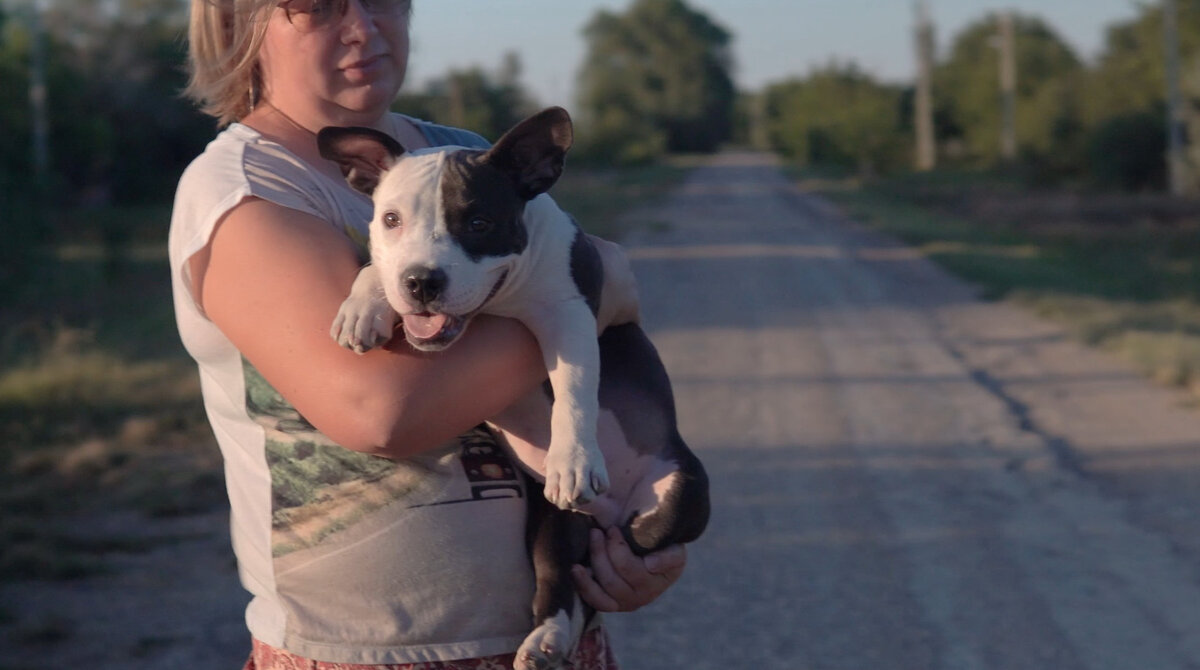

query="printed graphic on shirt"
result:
[415,428,524,508]
[242,358,434,557]
[241,358,524,558]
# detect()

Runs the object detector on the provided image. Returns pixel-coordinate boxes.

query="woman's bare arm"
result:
[194,196,680,605]
[191,197,547,458]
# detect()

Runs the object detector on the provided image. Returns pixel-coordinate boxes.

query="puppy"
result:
[318,107,708,670]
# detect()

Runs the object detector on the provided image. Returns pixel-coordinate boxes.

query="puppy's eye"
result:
[468,217,493,233]
[382,212,402,229]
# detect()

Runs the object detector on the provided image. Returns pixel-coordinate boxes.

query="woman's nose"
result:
[340,0,377,42]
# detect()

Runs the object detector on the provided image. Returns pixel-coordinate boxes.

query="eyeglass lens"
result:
[282,0,407,30]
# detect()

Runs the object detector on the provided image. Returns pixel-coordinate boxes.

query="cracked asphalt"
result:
[5,151,1200,669]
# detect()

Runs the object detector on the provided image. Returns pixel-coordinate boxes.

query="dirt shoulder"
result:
[0,506,249,669]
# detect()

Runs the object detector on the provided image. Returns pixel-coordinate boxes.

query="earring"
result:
[248,76,259,112]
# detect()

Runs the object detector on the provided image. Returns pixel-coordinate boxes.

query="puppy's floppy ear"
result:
[317,126,406,196]
[484,107,573,200]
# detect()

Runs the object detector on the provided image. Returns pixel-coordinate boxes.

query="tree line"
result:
[1,0,1196,222]
[759,3,1200,191]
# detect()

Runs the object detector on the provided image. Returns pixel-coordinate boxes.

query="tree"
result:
[1086,111,1167,191]
[0,4,33,180]
[934,13,1083,167]
[763,63,907,175]
[1084,2,1200,191]
[0,0,211,205]
[576,0,735,161]
[42,0,209,203]
[1085,3,1200,127]
[394,52,535,142]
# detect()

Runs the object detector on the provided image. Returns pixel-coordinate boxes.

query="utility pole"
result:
[29,0,50,188]
[1164,0,1189,195]
[997,10,1017,162]
[750,92,769,151]
[914,0,936,171]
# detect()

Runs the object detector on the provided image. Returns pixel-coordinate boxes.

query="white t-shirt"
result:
[168,115,537,664]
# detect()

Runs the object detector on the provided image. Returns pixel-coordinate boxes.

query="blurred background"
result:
[3,0,1200,653]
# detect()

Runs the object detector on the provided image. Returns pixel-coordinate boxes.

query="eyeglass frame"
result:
[276,0,411,31]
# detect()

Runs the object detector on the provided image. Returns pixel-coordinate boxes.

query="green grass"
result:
[0,204,226,581]
[552,161,690,239]
[818,169,1200,400]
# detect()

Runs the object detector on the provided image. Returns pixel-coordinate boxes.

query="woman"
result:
[169,0,686,668]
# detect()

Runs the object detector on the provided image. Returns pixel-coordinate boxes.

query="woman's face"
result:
[258,0,411,129]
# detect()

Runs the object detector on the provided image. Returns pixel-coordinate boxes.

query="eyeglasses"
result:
[277,0,410,33]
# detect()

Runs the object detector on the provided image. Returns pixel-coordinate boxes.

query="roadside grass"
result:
[1,203,225,581]
[814,169,1200,401]
[552,160,690,239]
[0,162,686,582]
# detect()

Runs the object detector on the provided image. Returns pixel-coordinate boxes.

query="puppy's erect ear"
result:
[317,126,406,196]
[484,107,573,200]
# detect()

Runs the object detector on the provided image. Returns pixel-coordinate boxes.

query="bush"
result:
[1086,111,1166,191]
[573,109,668,166]
[0,170,49,296]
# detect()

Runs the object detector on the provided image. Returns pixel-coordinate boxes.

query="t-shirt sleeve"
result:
[417,121,493,150]
[168,135,335,319]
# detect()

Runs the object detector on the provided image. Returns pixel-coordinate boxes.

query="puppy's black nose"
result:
[403,266,447,304]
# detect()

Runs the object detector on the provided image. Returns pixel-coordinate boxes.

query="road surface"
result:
[606,151,1200,669]
[5,151,1200,669]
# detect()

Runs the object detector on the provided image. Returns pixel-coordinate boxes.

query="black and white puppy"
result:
[318,107,709,670]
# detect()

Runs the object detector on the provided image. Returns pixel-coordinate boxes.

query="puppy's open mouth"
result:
[400,270,508,350]
[402,312,466,348]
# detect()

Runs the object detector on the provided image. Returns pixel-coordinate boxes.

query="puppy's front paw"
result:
[543,441,609,510]
[330,295,398,354]
[515,612,573,670]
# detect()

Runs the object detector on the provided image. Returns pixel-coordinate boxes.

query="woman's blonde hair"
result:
[184,0,276,126]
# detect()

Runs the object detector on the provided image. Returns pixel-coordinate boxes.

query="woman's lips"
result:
[341,55,387,81]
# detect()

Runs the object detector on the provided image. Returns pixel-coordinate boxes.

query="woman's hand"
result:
[572,527,687,612]
[590,235,640,333]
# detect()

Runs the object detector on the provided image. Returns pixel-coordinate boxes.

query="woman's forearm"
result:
[358,315,546,458]
[197,199,546,459]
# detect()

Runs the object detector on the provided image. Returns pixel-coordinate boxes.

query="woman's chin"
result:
[335,71,402,110]
[333,91,399,121]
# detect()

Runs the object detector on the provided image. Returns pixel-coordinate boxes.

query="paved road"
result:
[605,152,1200,669]
[6,152,1200,669]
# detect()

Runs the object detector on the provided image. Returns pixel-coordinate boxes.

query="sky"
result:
[405,0,1147,107]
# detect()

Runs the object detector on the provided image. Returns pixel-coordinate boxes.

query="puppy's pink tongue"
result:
[403,313,448,340]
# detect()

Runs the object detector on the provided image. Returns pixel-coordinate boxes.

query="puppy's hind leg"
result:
[516,489,593,670]
[623,449,710,556]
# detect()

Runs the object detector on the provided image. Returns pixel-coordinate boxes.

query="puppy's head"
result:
[318,107,574,351]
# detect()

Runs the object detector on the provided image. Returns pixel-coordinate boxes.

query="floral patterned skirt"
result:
[243,628,620,670]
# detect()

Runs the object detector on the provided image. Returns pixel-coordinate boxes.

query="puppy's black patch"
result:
[439,151,529,262]
[568,224,602,317]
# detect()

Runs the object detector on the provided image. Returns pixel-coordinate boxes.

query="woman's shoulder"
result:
[182,123,330,190]
[177,123,336,219]
[178,125,272,198]
[173,125,258,227]
[178,125,249,184]
[171,122,360,267]
[395,113,493,150]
